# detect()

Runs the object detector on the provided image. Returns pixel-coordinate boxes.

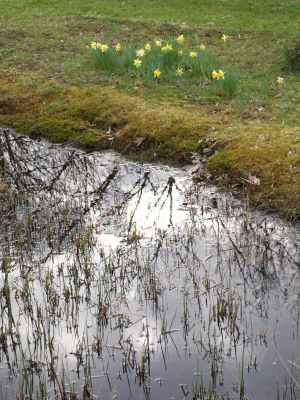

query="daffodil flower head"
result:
[176,35,184,43]
[154,69,161,77]
[96,42,102,48]
[91,42,97,49]
[166,44,173,51]
[115,43,121,52]
[136,49,145,57]
[162,46,167,52]
[277,77,284,84]
[178,50,183,56]
[218,70,225,79]
[190,51,197,58]
[134,59,142,68]
[145,43,151,51]
[222,34,228,41]
[212,70,218,79]
[156,40,161,47]
[200,44,205,51]
[101,44,109,52]
[176,68,183,76]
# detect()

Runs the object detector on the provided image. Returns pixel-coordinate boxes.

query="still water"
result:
[0,128,299,400]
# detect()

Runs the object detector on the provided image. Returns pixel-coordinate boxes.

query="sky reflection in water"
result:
[0,128,299,400]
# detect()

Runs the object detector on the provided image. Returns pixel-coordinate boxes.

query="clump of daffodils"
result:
[89,33,239,98]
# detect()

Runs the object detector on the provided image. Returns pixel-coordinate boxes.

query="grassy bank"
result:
[1,0,300,219]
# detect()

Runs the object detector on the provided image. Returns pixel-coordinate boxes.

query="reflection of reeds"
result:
[239,346,245,394]
[0,130,299,400]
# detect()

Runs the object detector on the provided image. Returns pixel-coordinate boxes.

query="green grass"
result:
[1,0,300,219]
[1,0,300,32]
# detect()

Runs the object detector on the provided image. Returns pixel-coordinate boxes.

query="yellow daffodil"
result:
[96,42,102,48]
[212,70,226,80]
[212,70,218,79]
[91,42,97,49]
[101,44,109,52]
[176,68,183,76]
[176,35,184,43]
[154,69,161,77]
[166,44,173,51]
[222,34,228,41]
[190,51,197,58]
[136,49,145,57]
[162,46,167,52]
[156,40,161,47]
[200,44,205,51]
[218,70,225,79]
[178,50,183,56]
[277,77,284,84]
[145,43,151,51]
[134,59,142,68]
[115,43,121,52]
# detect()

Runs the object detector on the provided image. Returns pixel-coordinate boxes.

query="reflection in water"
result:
[0,127,299,400]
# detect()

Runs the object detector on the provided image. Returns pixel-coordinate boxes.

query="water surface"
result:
[0,128,299,400]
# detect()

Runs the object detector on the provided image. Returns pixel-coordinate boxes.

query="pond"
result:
[0,127,299,400]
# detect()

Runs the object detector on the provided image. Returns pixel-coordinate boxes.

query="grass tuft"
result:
[285,36,300,72]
